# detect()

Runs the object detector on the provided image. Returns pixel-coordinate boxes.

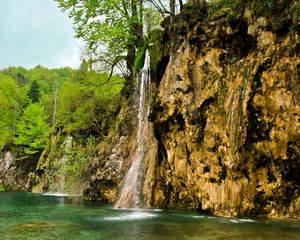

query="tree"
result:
[0,90,10,151]
[146,0,186,16]
[0,74,23,151]
[27,80,40,103]
[56,0,144,84]
[57,67,124,136]
[14,103,50,156]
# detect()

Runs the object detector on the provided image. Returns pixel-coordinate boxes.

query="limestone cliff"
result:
[85,1,300,218]
[0,151,37,191]
[148,1,300,218]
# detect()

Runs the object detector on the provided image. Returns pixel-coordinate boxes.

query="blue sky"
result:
[0,0,82,69]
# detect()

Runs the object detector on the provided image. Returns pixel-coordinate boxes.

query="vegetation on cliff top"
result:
[0,65,123,159]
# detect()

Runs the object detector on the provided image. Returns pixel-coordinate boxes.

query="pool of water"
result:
[0,192,299,240]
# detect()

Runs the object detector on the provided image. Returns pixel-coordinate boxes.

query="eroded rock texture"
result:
[148,3,300,218]
[0,151,37,191]
[84,91,158,207]
[84,2,299,218]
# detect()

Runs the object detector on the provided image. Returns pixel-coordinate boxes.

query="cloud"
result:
[0,0,82,69]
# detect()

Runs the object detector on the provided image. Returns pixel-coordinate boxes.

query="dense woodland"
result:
[0,65,123,158]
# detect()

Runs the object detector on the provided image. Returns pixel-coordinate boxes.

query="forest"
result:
[0,64,123,155]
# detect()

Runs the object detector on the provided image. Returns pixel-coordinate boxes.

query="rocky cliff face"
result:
[0,151,36,191]
[84,1,300,218]
[83,98,158,207]
[148,2,300,218]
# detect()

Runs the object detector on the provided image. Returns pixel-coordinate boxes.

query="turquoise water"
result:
[0,192,299,240]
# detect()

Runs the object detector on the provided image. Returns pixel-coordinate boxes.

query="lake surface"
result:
[0,192,299,240]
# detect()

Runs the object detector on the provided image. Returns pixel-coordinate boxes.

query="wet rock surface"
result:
[78,1,300,219]
[148,2,300,218]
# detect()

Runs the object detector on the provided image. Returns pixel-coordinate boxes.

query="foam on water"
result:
[192,215,206,219]
[105,211,157,221]
[238,219,256,223]
[229,219,256,223]
[152,209,163,212]
[42,192,81,197]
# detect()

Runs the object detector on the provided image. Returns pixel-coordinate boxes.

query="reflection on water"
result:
[0,192,299,240]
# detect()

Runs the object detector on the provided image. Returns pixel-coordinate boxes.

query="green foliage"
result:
[0,63,123,161]
[0,124,10,152]
[148,29,163,74]
[181,1,205,18]
[206,0,283,18]
[134,46,147,72]
[14,103,50,157]
[0,74,23,151]
[55,0,144,70]
[57,67,124,135]
[266,0,276,10]
[0,184,5,192]
[1,66,76,126]
[143,7,163,33]
[55,0,165,80]
[27,80,40,103]
[133,27,163,74]
[50,136,95,192]
[291,2,300,25]
[62,136,94,177]
[207,0,239,18]
[206,0,294,23]
[0,74,23,106]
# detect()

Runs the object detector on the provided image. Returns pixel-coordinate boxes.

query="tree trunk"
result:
[170,0,175,15]
[199,0,206,11]
[126,44,136,84]
[125,0,144,87]
[178,0,183,12]
[52,86,58,127]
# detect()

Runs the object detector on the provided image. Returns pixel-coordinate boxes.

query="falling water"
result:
[115,51,151,208]
[58,136,73,193]
[46,135,73,195]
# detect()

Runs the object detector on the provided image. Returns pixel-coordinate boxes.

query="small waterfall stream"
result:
[46,135,73,196]
[115,51,151,208]
[58,135,73,193]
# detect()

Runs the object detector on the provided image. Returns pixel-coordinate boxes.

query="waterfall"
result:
[115,51,151,208]
[58,136,73,193]
[47,135,73,195]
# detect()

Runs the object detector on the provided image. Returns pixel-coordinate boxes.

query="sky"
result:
[0,0,83,69]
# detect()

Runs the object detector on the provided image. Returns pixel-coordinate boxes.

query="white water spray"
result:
[115,51,151,208]
[58,135,73,193]
[45,135,73,195]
